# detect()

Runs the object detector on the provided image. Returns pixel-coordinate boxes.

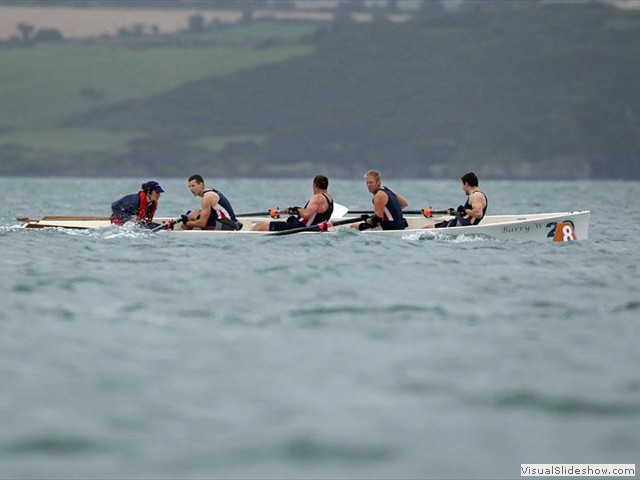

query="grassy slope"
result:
[0,21,316,172]
[1,45,311,128]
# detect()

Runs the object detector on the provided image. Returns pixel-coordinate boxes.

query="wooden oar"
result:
[27,216,112,221]
[347,208,453,217]
[269,215,367,236]
[22,223,91,230]
[17,215,110,229]
[236,203,349,219]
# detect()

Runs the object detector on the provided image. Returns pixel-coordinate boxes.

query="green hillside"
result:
[3,4,640,179]
[0,21,316,175]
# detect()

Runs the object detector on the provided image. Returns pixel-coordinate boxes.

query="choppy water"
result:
[1,177,639,479]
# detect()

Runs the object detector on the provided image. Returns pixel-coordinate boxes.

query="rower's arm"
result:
[296,194,321,221]
[467,192,485,219]
[373,191,388,218]
[187,192,219,229]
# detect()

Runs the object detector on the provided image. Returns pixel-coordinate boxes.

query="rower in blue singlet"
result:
[358,170,409,231]
[182,174,241,231]
[201,187,238,230]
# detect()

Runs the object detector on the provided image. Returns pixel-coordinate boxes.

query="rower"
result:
[355,170,409,231]
[252,175,334,232]
[430,172,488,228]
[181,174,241,231]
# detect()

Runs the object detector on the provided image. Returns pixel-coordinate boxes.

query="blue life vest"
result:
[111,191,156,224]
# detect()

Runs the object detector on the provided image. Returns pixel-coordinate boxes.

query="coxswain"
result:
[110,180,164,228]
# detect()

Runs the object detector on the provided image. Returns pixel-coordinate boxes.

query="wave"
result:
[279,435,394,462]
[612,300,640,312]
[290,303,432,317]
[493,390,640,417]
[3,435,100,454]
[0,225,24,235]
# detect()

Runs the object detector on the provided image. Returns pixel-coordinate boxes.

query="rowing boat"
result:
[16,210,589,241]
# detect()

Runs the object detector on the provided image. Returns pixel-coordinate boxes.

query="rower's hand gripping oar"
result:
[151,217,182,233]
[269,215,367,236]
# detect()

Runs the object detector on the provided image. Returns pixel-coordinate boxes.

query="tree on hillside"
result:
[241,9,254,24]
[17,23,34,41]
[188,13,205,32]
[33,28,63,42]
[131,24,144,36]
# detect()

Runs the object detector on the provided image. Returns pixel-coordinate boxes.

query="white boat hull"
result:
[17,211,590,242]
[368,211,590,242]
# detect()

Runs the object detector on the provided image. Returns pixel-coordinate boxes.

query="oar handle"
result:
[418,208,454,217]
[236,208,282,218]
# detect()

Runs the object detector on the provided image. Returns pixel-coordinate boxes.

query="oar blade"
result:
[330,203,349,219]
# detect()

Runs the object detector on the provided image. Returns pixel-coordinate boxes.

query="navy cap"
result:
[144,180,164,193]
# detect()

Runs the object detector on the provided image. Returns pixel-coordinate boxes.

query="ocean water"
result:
[1,177,639,479]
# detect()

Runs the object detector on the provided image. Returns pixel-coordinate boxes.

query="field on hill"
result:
[0,6,335,39]
[0,20,317,174]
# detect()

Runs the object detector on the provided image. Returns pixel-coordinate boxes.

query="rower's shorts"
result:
[203,218,243,231]
[435,216,473,228]
[216,218,243,231]
[269,216,304,231]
